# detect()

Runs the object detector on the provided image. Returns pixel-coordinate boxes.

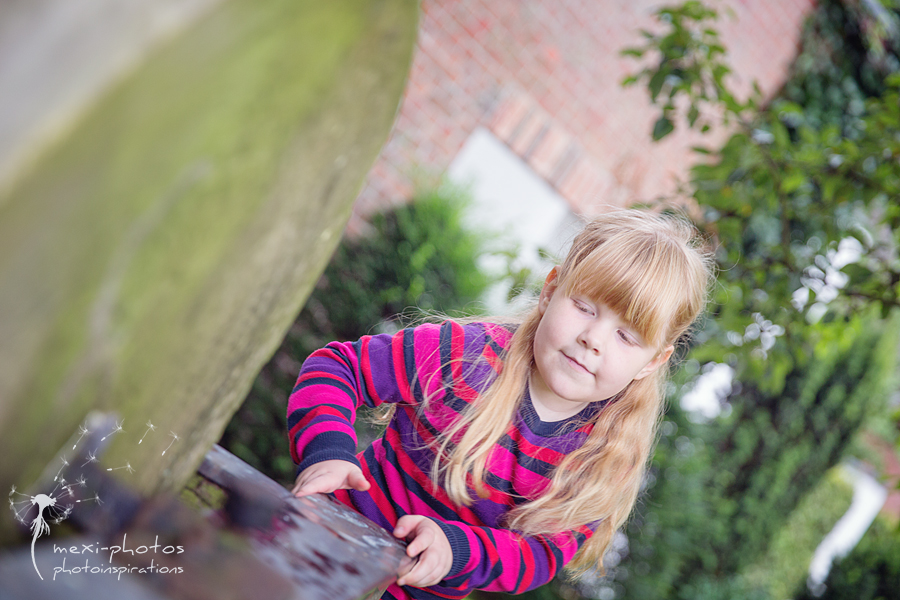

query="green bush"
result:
[608,0,900,597]
[794,517,900,600]
[742,468,854,600]
[218,185,490,484]
[700,313,899,575]
[611,302,898,599]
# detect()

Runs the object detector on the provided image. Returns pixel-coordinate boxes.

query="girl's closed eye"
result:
[572,298,596,316]
[617,329,638,346]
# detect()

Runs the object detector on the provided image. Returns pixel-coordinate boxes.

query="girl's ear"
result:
[634,345,675,380]
[538,267,560,315]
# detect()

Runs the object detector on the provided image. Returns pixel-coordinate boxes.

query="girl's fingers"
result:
[393,520,451,588]
[292,461,370,498]
[394,515,435,557]
[406,527,434,558]
[398,551,441,587]
[293,482,320,497]
[293,473,333,497]
[348,470,371,491]
[412,557,439,586]
[398,559,427,586]
[393,515,420,539]
[292,476,312,494]
[291,479,306,494]
[293,478,316,496]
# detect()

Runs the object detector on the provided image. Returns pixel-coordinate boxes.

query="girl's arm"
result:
[287,324,445,476]
[426,519,594,595]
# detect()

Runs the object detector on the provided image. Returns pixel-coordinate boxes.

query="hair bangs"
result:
[561,229,685,348]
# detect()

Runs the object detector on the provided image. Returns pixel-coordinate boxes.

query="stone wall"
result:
[0,0,418,540]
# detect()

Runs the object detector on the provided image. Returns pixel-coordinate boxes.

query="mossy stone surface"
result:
[0,0,417,534]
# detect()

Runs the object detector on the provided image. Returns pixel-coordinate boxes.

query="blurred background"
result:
[220,1,900,599]
[2,0,899,599]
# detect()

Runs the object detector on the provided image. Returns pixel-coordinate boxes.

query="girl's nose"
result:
[578,326,604,354]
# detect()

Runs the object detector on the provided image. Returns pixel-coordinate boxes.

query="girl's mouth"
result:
[564,353,591,375]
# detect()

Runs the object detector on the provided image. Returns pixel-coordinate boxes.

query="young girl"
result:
[288,209,713,599]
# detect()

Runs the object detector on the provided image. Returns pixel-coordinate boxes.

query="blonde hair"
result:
[431,208,714,573]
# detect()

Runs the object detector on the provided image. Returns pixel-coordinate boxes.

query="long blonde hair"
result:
[431,208,714,573]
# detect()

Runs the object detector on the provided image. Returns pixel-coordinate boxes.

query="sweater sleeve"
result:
[287,324,445,473]
[428,518,594,595]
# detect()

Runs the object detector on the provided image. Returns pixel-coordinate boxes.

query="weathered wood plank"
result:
[1,426,413,600]
[192,445,415,600]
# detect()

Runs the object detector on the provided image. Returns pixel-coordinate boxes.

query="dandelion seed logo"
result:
[9,472,91,580]
[99,419,125,442]
[107,462,135,474]
[81,450,99,468]
[73,424,89,450]
[139,421,156,444]
[162,431,179,456]
[7,413,180,581]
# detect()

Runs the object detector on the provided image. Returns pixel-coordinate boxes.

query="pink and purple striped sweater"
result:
[287,321,599,599]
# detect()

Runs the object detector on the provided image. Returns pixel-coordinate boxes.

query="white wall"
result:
[448,127,579,313]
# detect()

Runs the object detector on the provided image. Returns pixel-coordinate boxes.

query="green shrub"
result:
[610,313,898,600]
[608,0,900,597]
[794,517,900,600]
[742,468,854,599]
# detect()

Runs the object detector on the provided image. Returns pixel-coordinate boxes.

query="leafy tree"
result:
[606,0,900,597]
[478,4,900,600]
[624,0,900,333]
[620,1,753,140]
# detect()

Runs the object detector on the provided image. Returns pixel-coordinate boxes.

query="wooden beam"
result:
[1,434,413,600]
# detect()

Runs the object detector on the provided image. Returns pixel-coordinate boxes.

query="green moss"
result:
[181,474,228,511]
[0,0,417,524]
[2,0,350,473]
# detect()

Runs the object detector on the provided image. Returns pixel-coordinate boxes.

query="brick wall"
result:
[347,0,816,234]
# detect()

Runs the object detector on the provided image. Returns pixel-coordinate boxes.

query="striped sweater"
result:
[287,321,599,599]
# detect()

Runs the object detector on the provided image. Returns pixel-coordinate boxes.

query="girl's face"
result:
[530,269,673,420]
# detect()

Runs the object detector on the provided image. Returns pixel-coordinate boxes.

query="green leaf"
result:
[653,115,675,140]
[688,104,701,127]
[821,176,840,201]
[649,69,667,101]
[772,120,790,149]
[780,172,806,193]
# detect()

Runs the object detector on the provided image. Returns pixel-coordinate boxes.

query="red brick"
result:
[528,125,572,179]
[558,158,597,204]
[489,93,532,142]
[352,0,817,221]
[509,110,547,156]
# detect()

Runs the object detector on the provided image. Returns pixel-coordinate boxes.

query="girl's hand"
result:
[393,515,453,588]
[291,460,371,497]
